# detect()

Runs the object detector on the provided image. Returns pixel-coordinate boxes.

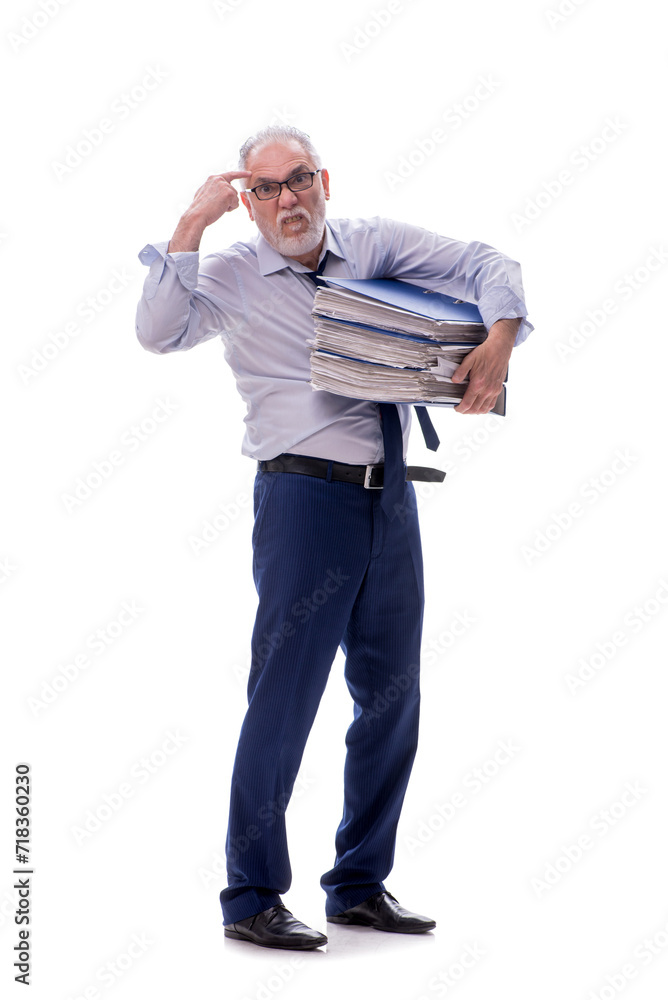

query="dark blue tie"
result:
[378,403,440,519]
[414,405,439,451]
[305,250,330,286]
[378,402,405,519]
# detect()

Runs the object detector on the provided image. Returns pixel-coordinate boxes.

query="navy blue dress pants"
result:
[219,462,425,925]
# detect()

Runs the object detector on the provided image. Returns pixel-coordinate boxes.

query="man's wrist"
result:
[486,317,521,347]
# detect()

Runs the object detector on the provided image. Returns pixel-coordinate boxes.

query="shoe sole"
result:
[224,928,327,950]
[326,916,435,933]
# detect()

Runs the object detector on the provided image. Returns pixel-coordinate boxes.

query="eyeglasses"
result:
[246,169,322,201]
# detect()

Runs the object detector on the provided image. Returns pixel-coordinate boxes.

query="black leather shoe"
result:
[327,891,435,933]
[224,904,327,950]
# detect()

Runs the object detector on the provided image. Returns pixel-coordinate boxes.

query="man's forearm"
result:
[167,213,207,253]
[167,170,252,253]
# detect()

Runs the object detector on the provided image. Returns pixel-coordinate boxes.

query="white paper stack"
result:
[309,277,507,415]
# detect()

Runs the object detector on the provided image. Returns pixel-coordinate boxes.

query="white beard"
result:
[255,199,327,257]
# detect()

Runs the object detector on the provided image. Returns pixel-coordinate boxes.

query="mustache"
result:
[277,207,312,224]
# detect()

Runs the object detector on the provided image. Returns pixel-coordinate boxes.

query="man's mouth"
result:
[282,214,304,226]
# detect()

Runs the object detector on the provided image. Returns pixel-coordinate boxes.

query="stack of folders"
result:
[309,277,506,416]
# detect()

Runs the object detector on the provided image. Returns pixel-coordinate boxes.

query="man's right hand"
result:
[168,171,252,252]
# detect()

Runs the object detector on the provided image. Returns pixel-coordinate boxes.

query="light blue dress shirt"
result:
[136,216,533,464]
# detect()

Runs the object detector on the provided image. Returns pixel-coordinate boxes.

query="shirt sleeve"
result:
[135,240,239,354]
[377,218,534,346]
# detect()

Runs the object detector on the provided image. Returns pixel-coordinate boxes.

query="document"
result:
[309,277,507,416]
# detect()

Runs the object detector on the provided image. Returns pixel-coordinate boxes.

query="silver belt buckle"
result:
[364,464,383,489]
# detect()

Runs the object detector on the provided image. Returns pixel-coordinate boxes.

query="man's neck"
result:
[286,231,326,272]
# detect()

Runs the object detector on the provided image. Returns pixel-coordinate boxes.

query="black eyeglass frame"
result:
[245,169,322,201]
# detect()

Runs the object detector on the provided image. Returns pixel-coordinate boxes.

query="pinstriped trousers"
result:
[219,462,425,925]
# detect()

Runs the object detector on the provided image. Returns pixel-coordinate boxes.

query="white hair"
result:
[238,126,322,182]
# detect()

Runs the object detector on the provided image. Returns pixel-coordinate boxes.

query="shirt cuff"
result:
[476,287,534,346]
[137,241,201,299]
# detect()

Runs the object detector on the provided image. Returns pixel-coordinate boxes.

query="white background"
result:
[3,0,667,998]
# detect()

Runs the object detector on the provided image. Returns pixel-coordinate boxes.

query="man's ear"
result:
[241,191,254,221]
[321,168,330,201]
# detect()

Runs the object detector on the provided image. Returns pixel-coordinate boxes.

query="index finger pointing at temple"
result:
[220,171,253,182]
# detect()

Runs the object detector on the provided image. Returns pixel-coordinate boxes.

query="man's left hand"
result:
[451,317,521,414]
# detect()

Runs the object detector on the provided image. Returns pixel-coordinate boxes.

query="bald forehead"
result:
[246,141,316,182]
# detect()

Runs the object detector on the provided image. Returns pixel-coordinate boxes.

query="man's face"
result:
[241,140,330,258]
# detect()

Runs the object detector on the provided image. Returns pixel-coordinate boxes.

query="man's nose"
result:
[277,185,299,209]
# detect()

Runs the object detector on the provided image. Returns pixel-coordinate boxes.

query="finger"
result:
[454,384,478,413]
[451,356,472,383]
[220,170,253,181]
[454,378,498,414]
[469,391,499,414]
[468,388,502,414]
[456,399,487,415]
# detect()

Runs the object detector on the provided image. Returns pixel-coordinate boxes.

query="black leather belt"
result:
[257,453,445,488]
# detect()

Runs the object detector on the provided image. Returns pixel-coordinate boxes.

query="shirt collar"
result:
[256,220,346,276]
